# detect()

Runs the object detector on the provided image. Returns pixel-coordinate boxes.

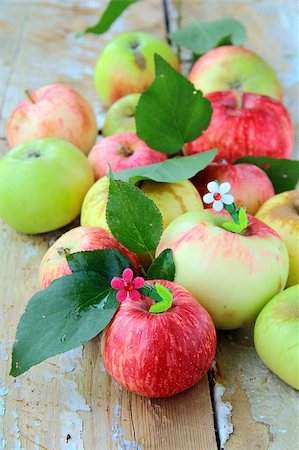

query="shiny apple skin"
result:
[184,91,293,163]
[39,226,139,289]
[102,280,216,398]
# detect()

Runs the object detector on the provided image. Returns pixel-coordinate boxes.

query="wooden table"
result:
[0,1,298,449]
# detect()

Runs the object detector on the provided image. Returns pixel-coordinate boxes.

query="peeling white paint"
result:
[0,343,8,361]
[61,379,90,412]
[0,400,5,417]
[12,379,21,390]
[54,347,83,373]
[113,401,121,420]
[11,411,23,450]
[0,379,8,397]
[60,411,84,450]
[99,360,106,373]
[213,382,233,449]
[0,436,5,450]
[23,246,39,259]
[111,420,141,450]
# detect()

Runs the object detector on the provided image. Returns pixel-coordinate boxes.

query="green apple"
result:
[188,46,282,100]
[0,138,94,234]
[156,210,289,329]
[95,32,179,106]
[254,285,299,390]
[102,94,140,136]
[256,190,299,287]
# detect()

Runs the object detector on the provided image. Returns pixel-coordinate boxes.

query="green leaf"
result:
[235,157,299,194]
[114,150,217,184]
[83,0,139,35]
[147,249,175,281]
[222,207,248,234]
[106,178,163,254]
[169,18,246,55]
[135,54,212,154]
[149,283,173,313]
[67,249,134,281]
[11,273,118,376]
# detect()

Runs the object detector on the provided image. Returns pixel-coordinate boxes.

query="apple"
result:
[0,138,94,234]
[88,133,167,180]
[141,179,203,229]
[39,226,140,289]
[192,161,275,215]
[156,210,289,330]
[256,190,299,287]
[102,94,140,137]
[101,280,216,398]
[184,91,293,162]
[254,285,299,390]
[7,84,98,155]
[188,45,282,100]
[94,32,179,106]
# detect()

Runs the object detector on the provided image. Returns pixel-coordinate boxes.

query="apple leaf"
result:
[67,249,134,281]
[147,249,175,281]
[169,18,246,55]
[10,273,118,376]
[83,0,139,35]
[106,178,163,254]
[135,54,212,154]
[235,157,299,194]
[114,150,217,184]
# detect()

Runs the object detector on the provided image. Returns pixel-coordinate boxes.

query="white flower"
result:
[203,181,234,211]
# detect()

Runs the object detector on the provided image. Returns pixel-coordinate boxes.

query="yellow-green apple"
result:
[102,94,140,136]
[256,190,299,287]
[7,84,98,154]
[102,280,216,397]
[254,285,299,390]
[94,32,179,106]
[0,138,94,234]
[188,46,282,100]
[81,176,110,230]
[184,91,293,162]
[192,161,274,215]
[39,226,139,289]
[156,210,289,329]
[88,133,167,180]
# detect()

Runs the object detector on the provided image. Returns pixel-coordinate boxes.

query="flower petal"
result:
[116,289,127,302]
[221,194,234,205]
[203,193,214,204]
[129,290,141,301]
[207,181,219,194]
[122,268,133,283]
[219,182,231,195]
[111,277,124,290]
[213,200,224,211]
[133,277,145,289]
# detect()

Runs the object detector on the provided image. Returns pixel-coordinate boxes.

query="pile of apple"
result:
[1,31,298,395]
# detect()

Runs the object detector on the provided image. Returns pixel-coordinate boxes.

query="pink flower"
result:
[111,268,145,302]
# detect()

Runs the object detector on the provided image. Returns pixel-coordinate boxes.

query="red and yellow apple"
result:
[102,280,216,398]
[102,94,140,136]
[192,161,274,215]
[7,84,98,154]
[189,45,282,100]
[184,91,293,162]
[254,285,299,390]
[0,138,94,234]
[156,210,289,329]
[256,190,299,287]
[39,226,139,289]
[88,133,167,180]
[94,32,179,106]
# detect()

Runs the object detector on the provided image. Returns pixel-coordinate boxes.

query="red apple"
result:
[7,84,98,155]
[184,91,293,162]
[102,280,216,398]
[39,226,139,289]
[88,133,167,180]
[188,45,282,100]
[192,161,275,215]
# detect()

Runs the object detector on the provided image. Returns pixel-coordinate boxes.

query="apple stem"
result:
[25,89,36,104]
[235,90,244,109]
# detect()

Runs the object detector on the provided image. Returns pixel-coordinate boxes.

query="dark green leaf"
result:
[83,0,139,35]
[135,54,212,154]
[106,178,163,254]
[114,150,217,184]
[169,18,246,54]
[235,157,299,194]
[11,273,118,377]
[147,249,175,281]
[67,249,133,281]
